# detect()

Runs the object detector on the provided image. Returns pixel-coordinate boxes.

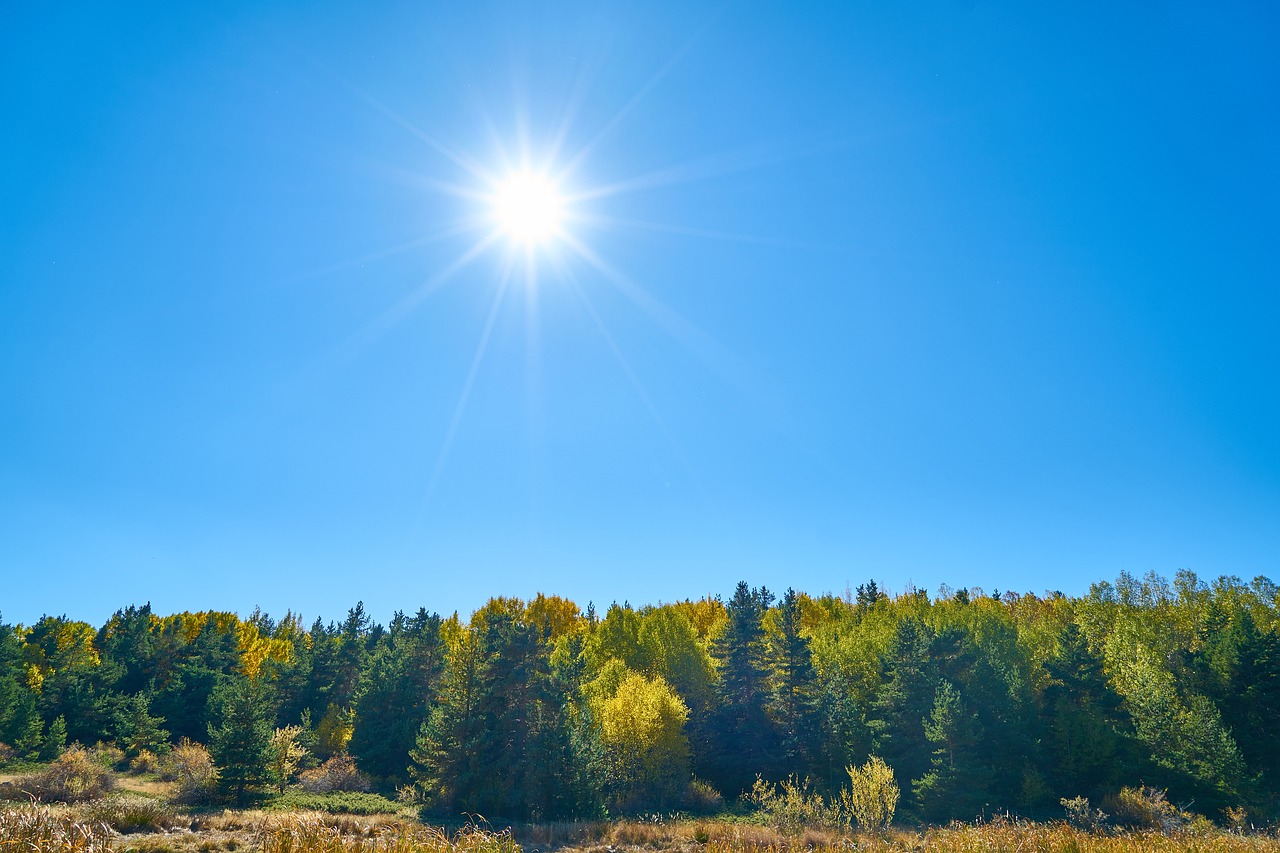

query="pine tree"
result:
[115,693,170,758]
[767,588,818,775]
[208,675,274,803]
[912,680,985,821]
[702,582,780,795]
[868,617,938,806]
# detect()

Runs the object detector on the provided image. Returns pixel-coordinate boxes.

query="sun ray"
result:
[557,7,726,182]
[336,229,503,362]
[557,258,713,509]
[580,213,829,250]
[558,231,768,406]
[339,76,493,182]
[268,223,483,292]
[420,253,518,504]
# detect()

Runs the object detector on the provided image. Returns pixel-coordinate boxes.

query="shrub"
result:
[129,749,162,774]
[747,775,839,833]
[1060,795,1108,831]
[297,755,371,794]
[16,745,116,802]
[89,742,125,770]
[1105,786,1189,833]
[1223,805,1249,833]
[681,779,723,814]
[842,756,899,832]
[83,793,177,833]
[0,743,15,765]
[164,739,218,805]
[268,790,402,815]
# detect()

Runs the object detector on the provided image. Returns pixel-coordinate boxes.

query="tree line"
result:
[1,570,1277,821]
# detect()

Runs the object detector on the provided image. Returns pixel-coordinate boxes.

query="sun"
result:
[492,171,564,245]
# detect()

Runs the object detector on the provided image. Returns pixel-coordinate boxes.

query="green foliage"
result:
[114,693,169,759]
[704,583,781,796]
[7,572,1280,826]
[267,789,402,815]
[208,675,274,803]
[349,612,443,783]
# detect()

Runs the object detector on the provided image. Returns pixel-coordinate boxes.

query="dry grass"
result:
[7,803,1280,853]
[259,816,523,853]
[0,803,113,852]
[516,817,1280,853]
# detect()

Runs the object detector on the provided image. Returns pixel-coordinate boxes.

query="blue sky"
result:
[2,2,1277,627]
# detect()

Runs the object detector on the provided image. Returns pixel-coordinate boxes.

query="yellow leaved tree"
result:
[594,670,690,811]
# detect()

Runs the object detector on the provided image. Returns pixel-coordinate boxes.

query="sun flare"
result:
[493,172,564,245]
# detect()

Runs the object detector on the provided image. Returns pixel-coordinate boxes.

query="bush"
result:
[268,790,402,815]
[16,746,116,802]
[83,793,177,833]
[89,743,125,770]
[163,739,218,805]
[297,755,371,794]
[680,779,723,814]
[129,749,162,774]
[747,775,839,833]
[1104,786,1189,833]
[1060,795,1108,831]
[842,756,899,832]
[0,743,15,765]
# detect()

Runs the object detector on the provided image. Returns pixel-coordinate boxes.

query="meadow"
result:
[5,802,1280,853]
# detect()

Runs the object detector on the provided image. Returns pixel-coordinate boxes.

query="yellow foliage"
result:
[22,617,100,680]
[524,593,583,639]
[236,620,292,680]
[314,703,355,759]
[25,664,43,692]
[470,597,526,634]
[596,671,690,807]
[669,598,727,643]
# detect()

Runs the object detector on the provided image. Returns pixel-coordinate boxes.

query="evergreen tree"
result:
[350,612,444,782]
[1041,623,1135,798]
[869,617,939,807]
[701,582,780,795]
[115,692,170,757]
[912,680,986,821]
[208,675,275,803]
[766,588,818,775]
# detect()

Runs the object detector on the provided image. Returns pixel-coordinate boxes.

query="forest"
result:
[1,570,1278,825]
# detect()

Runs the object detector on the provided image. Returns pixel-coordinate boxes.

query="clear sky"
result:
[2,2,1277,627]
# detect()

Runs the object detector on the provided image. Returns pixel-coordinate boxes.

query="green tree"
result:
[208,675,274,803]
[766,588,819,775]
[702,582,780,795]
[115,693,170,758]
[911,680,985,821]
[349,610,443,782]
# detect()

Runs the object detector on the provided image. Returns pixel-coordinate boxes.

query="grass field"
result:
[5,806,1280,853]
